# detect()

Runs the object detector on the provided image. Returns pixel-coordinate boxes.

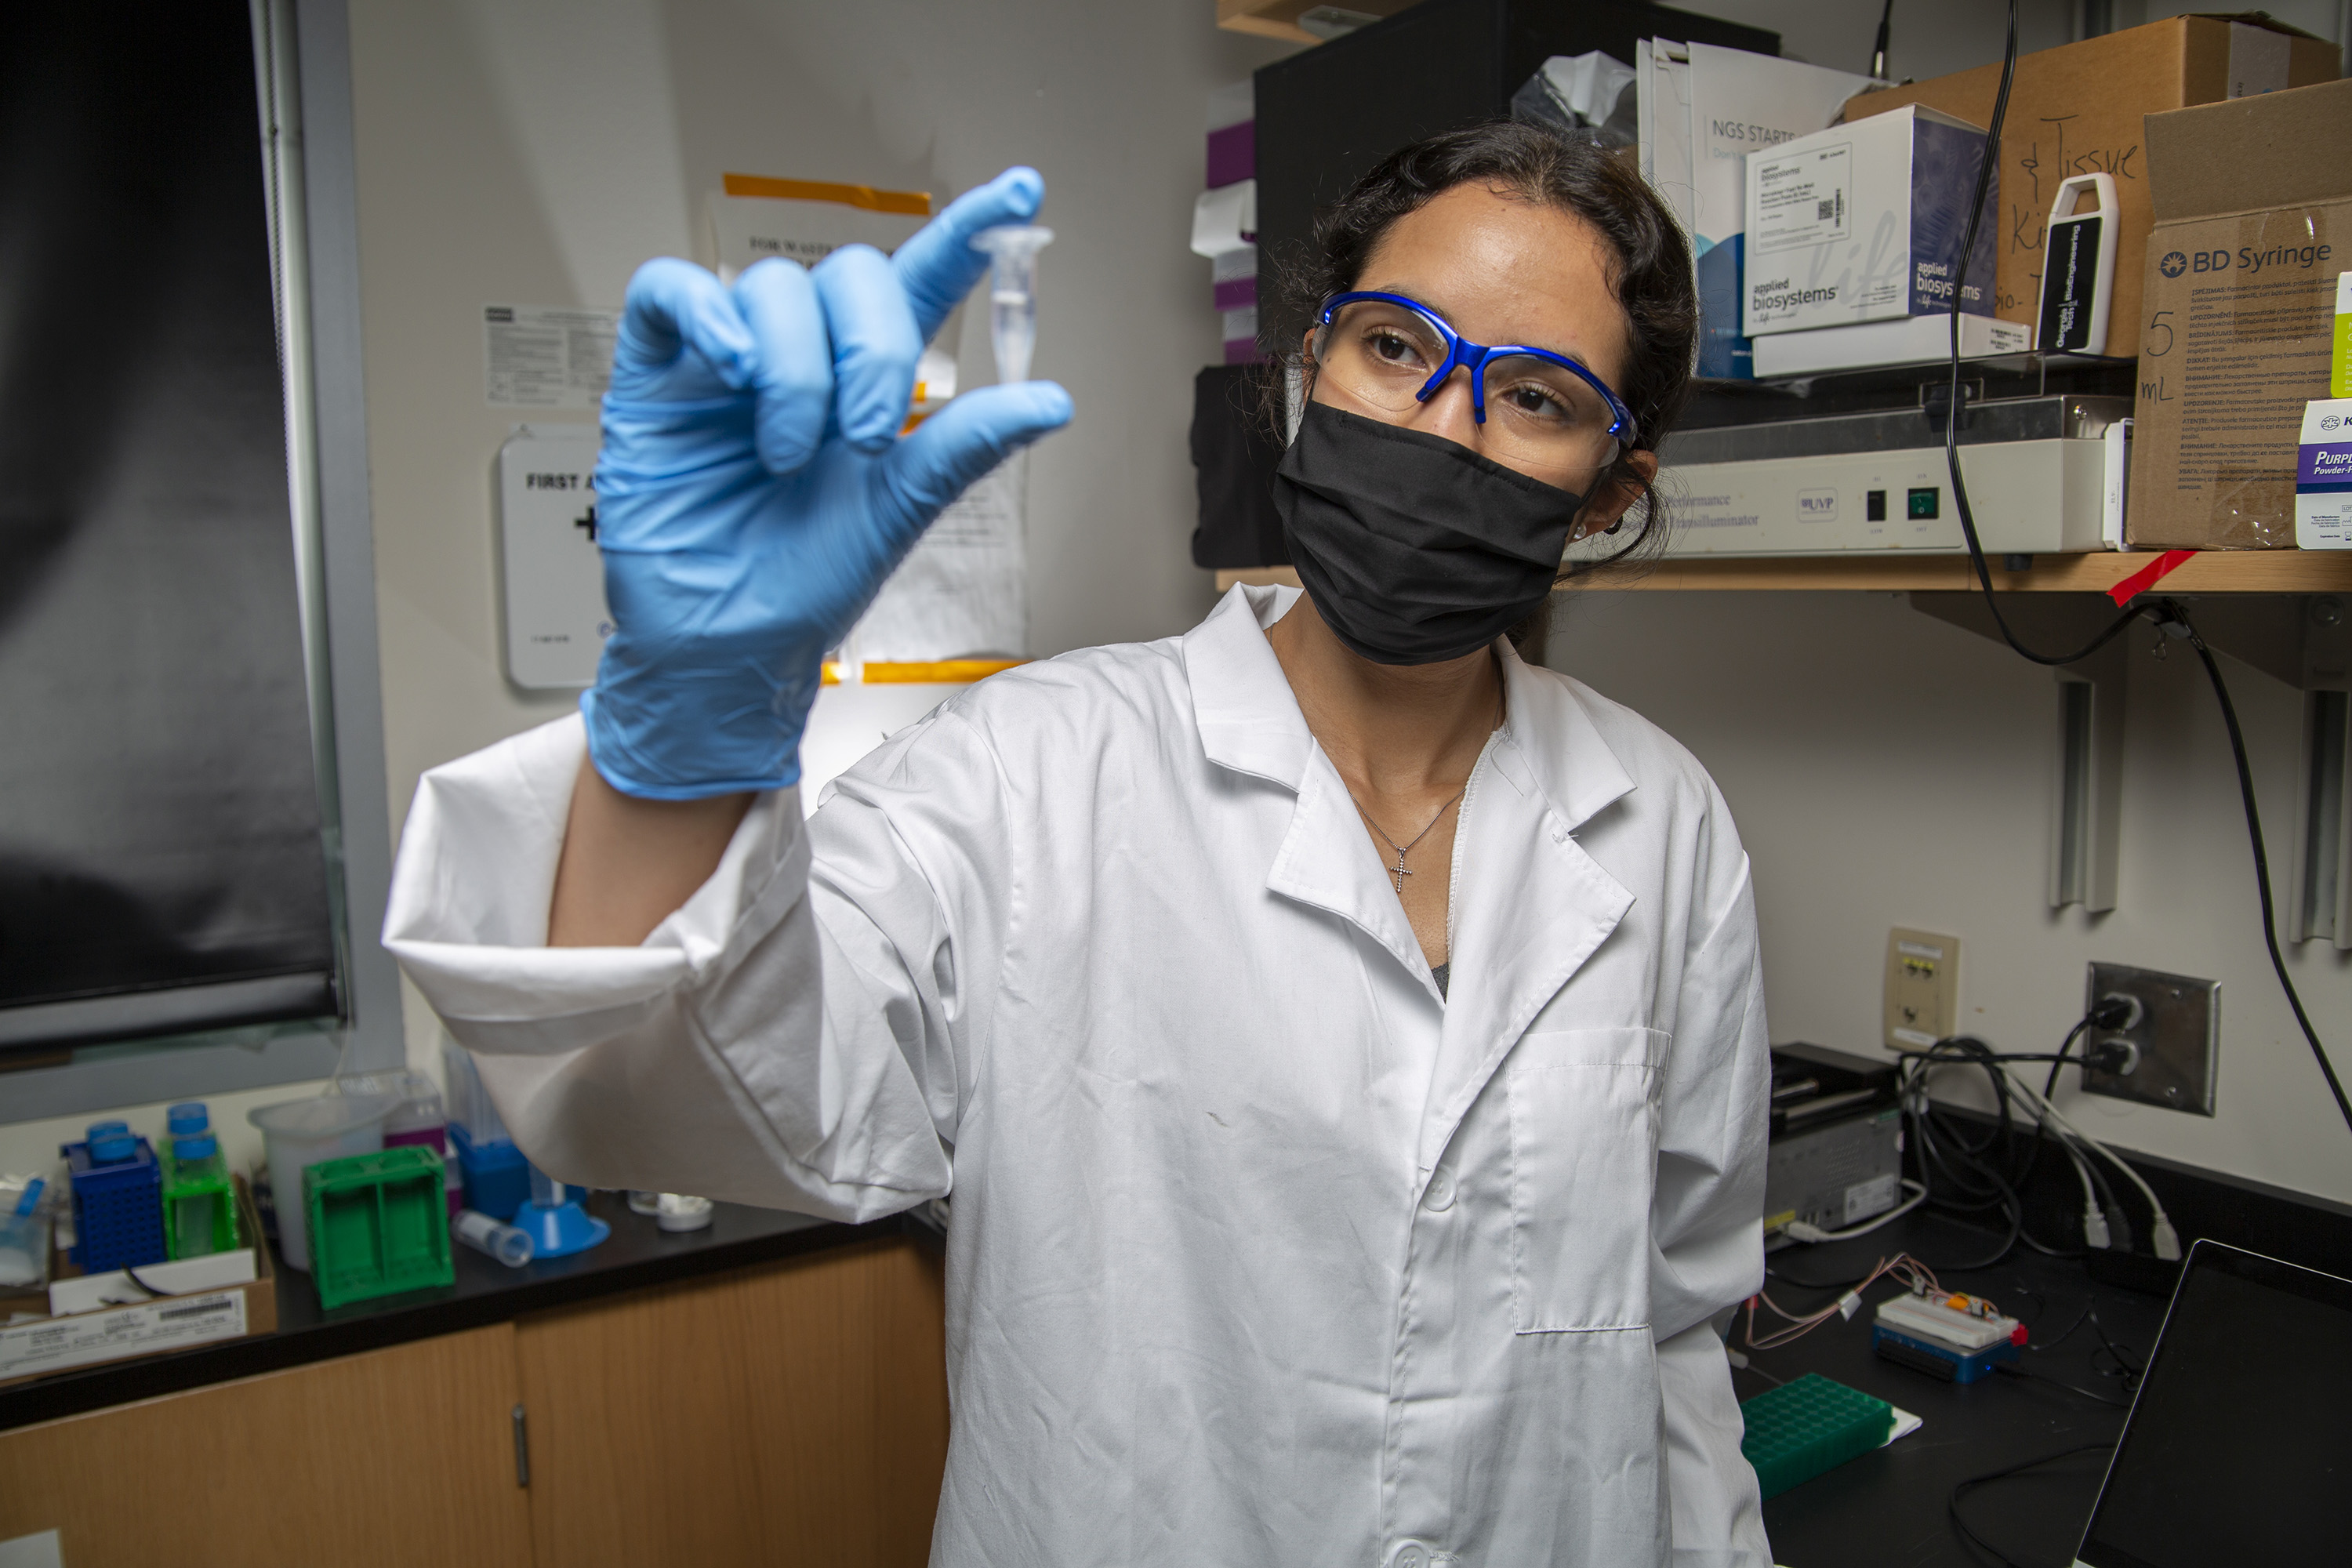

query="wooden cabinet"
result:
[0,1323,533,1566]
[512,1237,949,1568]
[0,1236,950,1567]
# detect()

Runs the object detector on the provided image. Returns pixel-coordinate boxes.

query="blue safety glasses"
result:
[1311,291,1635,470]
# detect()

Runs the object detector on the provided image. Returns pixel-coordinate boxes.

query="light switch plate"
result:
[2082,962,2218,1115]
[1884,928,1961,1051]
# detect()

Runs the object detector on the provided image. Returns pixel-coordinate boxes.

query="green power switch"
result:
[1907,486,1940,520]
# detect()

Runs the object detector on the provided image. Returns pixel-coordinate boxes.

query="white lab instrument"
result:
[970,225,1053,385]
[1611,394,2127,561]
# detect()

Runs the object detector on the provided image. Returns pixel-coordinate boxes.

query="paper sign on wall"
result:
[484,303,620,408]
[851,457,1027,662]
[707,173,931,283]
[496,423,609,688]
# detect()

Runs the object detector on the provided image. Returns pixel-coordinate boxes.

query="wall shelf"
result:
[1215,554,2352,596]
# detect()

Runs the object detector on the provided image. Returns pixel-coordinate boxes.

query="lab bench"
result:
[6,1164,2344,1565]
[1747,1207,2200,1567]
[0,1195,946,1566]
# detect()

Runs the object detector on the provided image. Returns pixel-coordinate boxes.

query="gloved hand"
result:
[580,167,1073,800]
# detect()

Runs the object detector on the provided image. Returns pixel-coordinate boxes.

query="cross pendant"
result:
[1389,852,1412,895]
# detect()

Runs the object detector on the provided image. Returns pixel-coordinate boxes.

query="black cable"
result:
[121,1265,181,1300]
[1994,1360,2133,1410]
[2156,605,2352,1140]
[2041,1018,2094,1102]
[2085,1308,2146,1394]
[1948,1442,2117,1568]
[1940,0,2151,668]
[1934,0,2350,1148]
[1871,0,1896,79]
[2031,1298,2093,1352]
[1893,1036,2057,1267]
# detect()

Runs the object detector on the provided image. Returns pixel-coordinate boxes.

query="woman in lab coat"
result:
[389,123,1771,1566]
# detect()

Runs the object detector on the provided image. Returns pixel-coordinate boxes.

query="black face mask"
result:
[1272,401,1586,666]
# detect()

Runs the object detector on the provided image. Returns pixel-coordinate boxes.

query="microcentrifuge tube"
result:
[970,225,1054,385]
[455,1208,535,1268]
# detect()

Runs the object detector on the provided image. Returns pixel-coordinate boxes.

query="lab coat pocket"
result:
[1506,1026,1667,1333]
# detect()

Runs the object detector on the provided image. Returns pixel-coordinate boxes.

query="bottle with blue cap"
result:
[85,1121,136,1163]
[64,1120,166,1272]
[160,1102,239,1260]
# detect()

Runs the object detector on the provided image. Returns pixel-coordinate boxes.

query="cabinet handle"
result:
[512,1403,531,1488]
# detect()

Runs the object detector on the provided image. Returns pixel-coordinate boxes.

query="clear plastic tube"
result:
[454,1208,534,1268]
[969,225,1054,385]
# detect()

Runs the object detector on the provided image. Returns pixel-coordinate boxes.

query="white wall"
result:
[1545,591,2352,1204]
[346,0,1290,1071]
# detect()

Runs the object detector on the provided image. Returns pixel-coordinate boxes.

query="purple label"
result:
[1213,275,1257,310]
[2301,442,2352,487]
[1207,121,1254,189]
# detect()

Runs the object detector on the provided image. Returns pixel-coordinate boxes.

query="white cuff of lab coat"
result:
[384,713,804,1053]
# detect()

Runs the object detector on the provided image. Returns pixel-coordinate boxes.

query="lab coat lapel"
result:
[1416,645,1638,1175]
[1185,583,1432,976]
[1265,752,1431,977]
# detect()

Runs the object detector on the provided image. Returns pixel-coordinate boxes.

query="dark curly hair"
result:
[1265,119,1697,574]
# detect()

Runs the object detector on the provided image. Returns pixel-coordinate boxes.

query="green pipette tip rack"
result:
[1739,1373,1896,1499]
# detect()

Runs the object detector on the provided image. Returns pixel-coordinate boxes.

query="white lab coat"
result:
[386,584,1773,1568]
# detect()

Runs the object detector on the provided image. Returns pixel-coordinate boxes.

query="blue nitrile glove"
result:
[580,167,1073,800]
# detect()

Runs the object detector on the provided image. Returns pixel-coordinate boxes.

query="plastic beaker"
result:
[248,1095,397,1271]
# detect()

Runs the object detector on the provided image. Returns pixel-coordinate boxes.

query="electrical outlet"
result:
[1884,928,1960,1051]
[2082,962,2219,1116]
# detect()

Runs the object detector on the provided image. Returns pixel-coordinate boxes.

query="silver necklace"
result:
[1357,789,1465,897]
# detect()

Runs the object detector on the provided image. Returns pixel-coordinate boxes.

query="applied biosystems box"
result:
[1743,105,1996,338]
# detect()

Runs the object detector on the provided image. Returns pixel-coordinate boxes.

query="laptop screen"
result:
[2074,1242,2352,1568]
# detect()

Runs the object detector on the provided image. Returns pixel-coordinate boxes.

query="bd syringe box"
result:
[1743,104,1997,338]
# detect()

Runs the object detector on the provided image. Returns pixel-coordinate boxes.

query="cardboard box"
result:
[1743,106,1997,337]
[1842,15,2337,344]
[0,1178,275,1388]
[2127,77,2352,548]
[1637,40,1875,377]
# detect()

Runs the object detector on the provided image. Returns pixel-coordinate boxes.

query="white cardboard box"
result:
[1744,104,1997,337]
[2298,397,2352,548]
[1638,39,1874,378]
[1752,312,2032,377]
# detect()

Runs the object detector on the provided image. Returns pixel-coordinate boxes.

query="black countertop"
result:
[1746,1207,2175,1568]
[1,1192,916,1433]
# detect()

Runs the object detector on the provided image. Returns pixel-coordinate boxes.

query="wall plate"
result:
[1884,928,1960,1051]
[2082,962,2218,1116]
